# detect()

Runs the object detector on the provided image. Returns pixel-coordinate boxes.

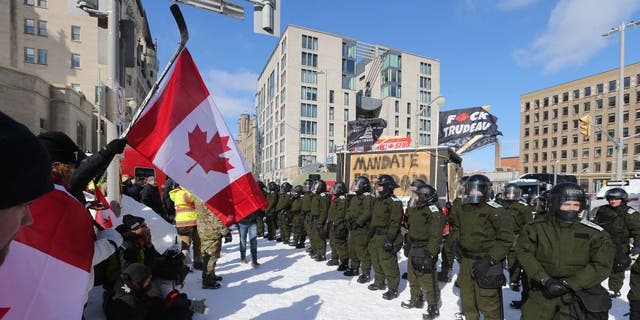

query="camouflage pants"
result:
[201,237,222,279]
[256,211,265,236]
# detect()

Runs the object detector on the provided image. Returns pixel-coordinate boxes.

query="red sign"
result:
[373,137,412,150]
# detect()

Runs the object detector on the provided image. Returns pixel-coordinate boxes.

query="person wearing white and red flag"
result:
[0,130,118,319]
[126,48,267,227]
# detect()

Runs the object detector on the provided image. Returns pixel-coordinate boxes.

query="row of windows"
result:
[525,108,640,134]
[524,96,640,124]
[301,52,317,67]
[524,144,633,162]
[25,48,81,68]
[24,0,47,7]
[24,20,81,40]
[522,161,640,175]
[524,75,640,110]
[302,35,318,50]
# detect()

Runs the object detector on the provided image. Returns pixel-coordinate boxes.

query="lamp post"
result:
[317,69,329,165]
[602,20,640,180]
[415,95,446,147]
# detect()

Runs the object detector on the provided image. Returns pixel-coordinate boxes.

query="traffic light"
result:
[579,115,590,139]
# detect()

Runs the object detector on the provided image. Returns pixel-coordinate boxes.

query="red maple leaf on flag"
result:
[455,113,470,122]
[185,125,234,174]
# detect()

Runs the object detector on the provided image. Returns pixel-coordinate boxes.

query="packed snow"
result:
[84,196,632,319]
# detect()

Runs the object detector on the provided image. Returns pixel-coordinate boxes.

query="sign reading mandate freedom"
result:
[438,106,501,145]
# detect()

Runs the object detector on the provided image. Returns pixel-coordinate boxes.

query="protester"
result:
[195,201,232,289]
[169,185,203,270]
[237,210,260,267]
[141,176,164,216]
[0,112,54,267]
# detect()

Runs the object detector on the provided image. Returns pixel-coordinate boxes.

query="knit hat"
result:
[0,112,54,209]
[36,131,86,166]
[122,214,145,231]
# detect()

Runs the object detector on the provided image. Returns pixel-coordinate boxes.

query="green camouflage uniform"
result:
[346,192,374,275]
[592,205,640,295]
[516,219,614,319]
[276,192,293,243]
[310,192,331,259]
[265,190,279,240]
[327,194,349,265]
[406,203,444,305]
[368,196,403,291]
[195,201,229,283]
[449,200,515,320]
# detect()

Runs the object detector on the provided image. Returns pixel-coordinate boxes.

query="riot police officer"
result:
[309,179,330,261]
[265,182,279,240]
[516,183,614,319]
[591,188,640,300]
[438,176,468,282]
[367,174,403,300]
[344,176,375,283]
[276,182,293,244]
[401,180,444,320]
[449,174,514,320]
[256,181,267,237]
[326,182,349,270]
[301,179,315,254]
[289,185,305,248]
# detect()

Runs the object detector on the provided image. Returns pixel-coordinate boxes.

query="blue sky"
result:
[140,0,640,171]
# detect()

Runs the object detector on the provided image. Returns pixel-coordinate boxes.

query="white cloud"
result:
[497,0,539,11]
[202,68,258,126]
[514,0,640,73]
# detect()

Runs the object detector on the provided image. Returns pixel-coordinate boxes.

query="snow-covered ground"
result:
[85,197,632,319]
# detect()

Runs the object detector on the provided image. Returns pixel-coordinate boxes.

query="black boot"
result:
[401,272,408,280]
[367,282,386,291]
[337,260,349,271]
[423,305,440,319]
[401,297,424,309]
[630,300,640,320]
[510,281,520,291]
[382,288,398,300]
[326,258,339,266]
[357,273,370,283]
[202,275,221,289]
[315,254,326,262]
[509,300,522,309]
[296,242,306,249]
[437,267,452,282]
[343,267,359,276]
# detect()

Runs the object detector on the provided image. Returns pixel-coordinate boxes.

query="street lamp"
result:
[317,69,330,165]
[415,95,446,147]
[602,19,640,180]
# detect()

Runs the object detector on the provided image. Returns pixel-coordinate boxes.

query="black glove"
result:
[383,240,394,252]
[224,233,232,243]
[473,256,497,280]
[542,278,570,298]
[100,138,127,157]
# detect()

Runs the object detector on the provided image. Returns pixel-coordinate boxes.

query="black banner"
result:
[461,135,498,155]
[438,107,501,145]
[347,118,387,150]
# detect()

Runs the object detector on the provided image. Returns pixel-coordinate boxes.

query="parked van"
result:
[590,179,640,213]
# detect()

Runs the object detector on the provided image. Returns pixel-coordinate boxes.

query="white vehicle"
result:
[590,179,640,213]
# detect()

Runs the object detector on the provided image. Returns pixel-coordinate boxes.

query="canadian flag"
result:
[0,185,95,319]
[127,48,267,226]
[92,186,115,229]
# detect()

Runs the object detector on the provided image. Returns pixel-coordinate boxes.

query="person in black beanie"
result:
[0,112,54,266]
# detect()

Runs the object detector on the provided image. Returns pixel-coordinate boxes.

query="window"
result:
[543,111,548,121]
[420,62,431,75]
[301,52,317,67]
[596,99,603,109]
[625,93,630,104]
[300,138,317,152]
[573,119,579,129]
[24,47,35,63]
[419,76,431,89]
[24,0,35,5]
[344,109,349,121]
[543,125,548,134]
[552,109,558,119]
[37,49,47,64]
[582,148,589,158]
[394,116,399,128]
[624,111,629,122]
[584,87,591,97]
[329,107,334,120]
[562,92,569,102]
[608,113,615,123]
[625,76,631,88]
[301,35,318,50]
[534,127,539,135]
[562,121,568,131]
[573,89,579,99]
[407,102,411,114]
[561,150,567,159]
[562,107,568,116]
[38,21,47,36]
[551,151,557,159]
[267,71,275,100]
[524,141,529,149]
[544,97,549,107]
[300,103,317,118]
[329,124,334,137]
[38,0,47,7]
[300,86,317,101]
[597,83,604,94]
[524,115,529,124]
[552,137,557,146]
[301,69,317,84]
[329,90,334,103]
[584,102,590,112]
[71,53,80,68]
[525,102,530,111]
[524,128,529,136]
[562,136,568,145]
[534,100,540,108]
[595,147,602,157]
[394,100,399,113]
[595,115,602,125]
[406,117,411,129]
[24,19,35,34]
[553,95,559,104]
[608,96,616,107]
[76,122,85,151]
[609,80,617,92]
[300,121,317,135]
[571,149,578,158]
[344,93,349,106]
[573,104,579,114]
[572,134,578,143]
[552,123,558,132]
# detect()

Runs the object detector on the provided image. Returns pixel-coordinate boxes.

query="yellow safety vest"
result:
[170,188,197,227]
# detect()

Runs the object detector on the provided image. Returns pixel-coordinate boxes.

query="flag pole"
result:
[121,4,189,138]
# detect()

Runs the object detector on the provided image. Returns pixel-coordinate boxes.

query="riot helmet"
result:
[257,180,266,192]
[303,179,315,193]
[312,179,327,194]
[350,176,371,194]
[463,174,491,204]
[375,174,399,198]
[409,179,438,208]
[290,185,304,200]
[547,182,588,223]
[332,181,347,197]
[268,181,279,193]
[605,188,628,205]
[280,182,292,194]
[502,184,522,201]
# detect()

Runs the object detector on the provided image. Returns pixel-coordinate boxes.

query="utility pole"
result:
[106,0,122,201]
[602,20,640,180]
